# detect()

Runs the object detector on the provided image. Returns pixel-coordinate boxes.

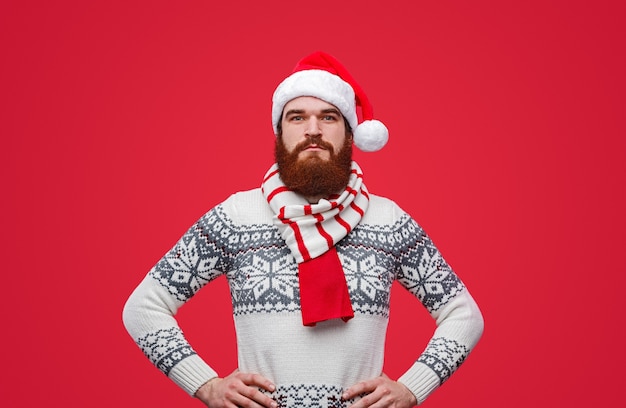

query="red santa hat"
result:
[272,51,389,152]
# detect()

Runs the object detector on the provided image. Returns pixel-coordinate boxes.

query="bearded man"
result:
[123,51,484,408]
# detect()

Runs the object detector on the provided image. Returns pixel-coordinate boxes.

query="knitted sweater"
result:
[123,188,484,406]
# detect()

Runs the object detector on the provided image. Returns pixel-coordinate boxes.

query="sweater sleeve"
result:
[392,208,484,405]
[122,206,232,396]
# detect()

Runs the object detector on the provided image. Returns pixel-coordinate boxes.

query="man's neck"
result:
[304,195,326,204]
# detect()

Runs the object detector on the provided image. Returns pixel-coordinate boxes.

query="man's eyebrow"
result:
[284,109,305,116]
[283,108,342,117]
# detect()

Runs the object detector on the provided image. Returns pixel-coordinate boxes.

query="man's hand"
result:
[342,373,417,408]
[194,369,277,408]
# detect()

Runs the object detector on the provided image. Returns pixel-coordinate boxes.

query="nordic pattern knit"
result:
[123,189,484,406]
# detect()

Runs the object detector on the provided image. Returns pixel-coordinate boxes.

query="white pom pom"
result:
[353,120,389,152]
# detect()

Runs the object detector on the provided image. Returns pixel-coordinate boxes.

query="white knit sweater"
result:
[123,188,484,406]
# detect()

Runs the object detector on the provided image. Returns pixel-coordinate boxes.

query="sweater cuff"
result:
[397,362,440,405]
[168,355,219,396]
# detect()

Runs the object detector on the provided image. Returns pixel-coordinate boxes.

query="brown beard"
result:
[275,135,353,199]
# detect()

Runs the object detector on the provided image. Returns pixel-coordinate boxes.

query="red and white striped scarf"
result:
[261,161,370,325]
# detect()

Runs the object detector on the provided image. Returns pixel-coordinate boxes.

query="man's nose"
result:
[304,117,322,137]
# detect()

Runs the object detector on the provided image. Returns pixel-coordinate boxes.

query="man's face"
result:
[275,97,353,200]
[279,96,348,160]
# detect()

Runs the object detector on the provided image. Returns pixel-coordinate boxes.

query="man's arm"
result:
[352,209,484,406]
[398,289,483,405]
[393,213,484,404]
[122,209,230,396]
[343,288,482,407]
[122,272,219,395]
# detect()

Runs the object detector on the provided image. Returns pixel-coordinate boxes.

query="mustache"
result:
[294,137,335,153]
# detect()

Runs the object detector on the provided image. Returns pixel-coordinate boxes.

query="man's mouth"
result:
[294,138,334,155]
[304,144,325,150]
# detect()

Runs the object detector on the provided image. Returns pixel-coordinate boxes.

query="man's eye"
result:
[322,115,337,121]
[290,116,303,121]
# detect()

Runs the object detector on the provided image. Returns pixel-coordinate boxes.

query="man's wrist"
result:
[194,376,220,400]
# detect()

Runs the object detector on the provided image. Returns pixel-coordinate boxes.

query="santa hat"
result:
[272,51,389,152]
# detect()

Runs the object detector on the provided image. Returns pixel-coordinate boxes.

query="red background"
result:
[2,1,625,406]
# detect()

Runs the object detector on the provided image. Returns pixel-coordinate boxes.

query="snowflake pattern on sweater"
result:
[136,327,196,376]
[126,191,482,406]
[150,205,463,319]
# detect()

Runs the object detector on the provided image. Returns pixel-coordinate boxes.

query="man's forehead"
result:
[283,96,340,112]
